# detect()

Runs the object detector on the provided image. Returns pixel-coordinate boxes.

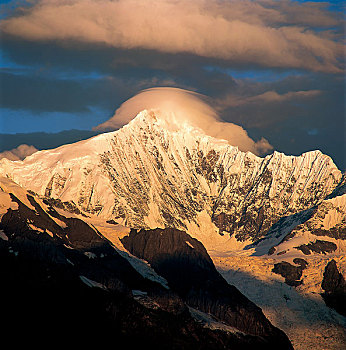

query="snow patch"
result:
[0,176,34,210]
[132,290,148,296]
[185,241,194,249]
[28,224,45,233]
[84,251,97,259]
[0,191,18,216]
[79,275,106,290]
[188,307,244,334]
[66,258,74,266]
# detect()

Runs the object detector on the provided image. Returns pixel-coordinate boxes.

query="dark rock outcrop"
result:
[272,259,308,287]
[321,259,346,316]
[294,240,337,255]
[293,258,308,269]
[121,227,293,349]
[309,226,346,240]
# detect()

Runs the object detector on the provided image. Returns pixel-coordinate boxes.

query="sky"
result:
[0,0,345,169]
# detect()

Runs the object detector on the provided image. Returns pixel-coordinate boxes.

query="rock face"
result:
[0,110,341,245]
[321,260,346,316]
[247,189,345,257]
[272,259,308,286]
[289,193,346,241]
[122,227,293,348]
[295,240,337,255]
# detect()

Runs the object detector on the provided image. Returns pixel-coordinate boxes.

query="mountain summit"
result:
[0,109,342,252]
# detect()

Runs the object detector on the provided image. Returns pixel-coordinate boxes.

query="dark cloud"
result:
[217,74,344,128]
[247,117,345,172]
[218,74,345,170]
[0,71,91,112]
[0,66,180,114]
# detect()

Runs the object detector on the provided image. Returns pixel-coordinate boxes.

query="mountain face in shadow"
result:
[121,227,292,348]
[0,184,293,349]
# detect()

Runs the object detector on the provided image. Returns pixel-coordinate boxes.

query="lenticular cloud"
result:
[94,87,273,156]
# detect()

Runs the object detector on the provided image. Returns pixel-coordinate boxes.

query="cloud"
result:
[94,87,273,155]
[0,144,38,160]
[0,0,343,73]
[216,89,322,108]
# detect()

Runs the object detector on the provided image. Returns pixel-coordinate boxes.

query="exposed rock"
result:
[294,240,337,255]
[293,258,308,269]
[1,247,265,349]
[272,261,307,287]
[122,227,293,348]
[310,225,346,240]
[43,196,86,216]
[325,174,346,200]
[268,246,275,255]
[0,193,164,293]
[321,259,346,316]
[106,219,119,225]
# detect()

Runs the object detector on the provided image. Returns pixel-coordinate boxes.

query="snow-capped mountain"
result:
[1,109,345,349]
[0,109,342,250]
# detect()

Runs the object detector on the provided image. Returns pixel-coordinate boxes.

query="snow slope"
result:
[246,192,346,258]
[214,255,346,350]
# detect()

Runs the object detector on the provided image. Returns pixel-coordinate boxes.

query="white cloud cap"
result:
[94,87,273,155]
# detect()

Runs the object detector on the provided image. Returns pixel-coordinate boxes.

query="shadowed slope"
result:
[122,227,293,349]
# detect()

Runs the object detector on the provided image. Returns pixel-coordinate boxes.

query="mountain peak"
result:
[0,109,342,253]
[126,108,214,139]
